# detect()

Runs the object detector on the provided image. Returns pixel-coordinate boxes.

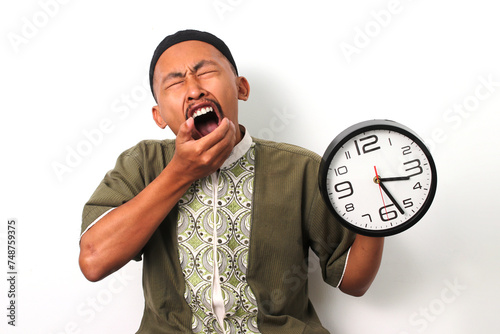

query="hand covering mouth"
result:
[188,102,223,137]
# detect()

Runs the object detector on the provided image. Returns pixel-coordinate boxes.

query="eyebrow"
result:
[193,59,218,72]
[161,59,219,86]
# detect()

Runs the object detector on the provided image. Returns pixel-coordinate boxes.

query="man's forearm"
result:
[78,162,193,282]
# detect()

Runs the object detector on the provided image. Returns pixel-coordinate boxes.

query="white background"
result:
[1,0,499,333]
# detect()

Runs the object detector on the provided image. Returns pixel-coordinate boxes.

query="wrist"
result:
[162,156,197,190]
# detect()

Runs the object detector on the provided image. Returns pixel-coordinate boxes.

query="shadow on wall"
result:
[238,67,304,147]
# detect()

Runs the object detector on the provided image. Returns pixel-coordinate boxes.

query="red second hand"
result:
[374,166,389,218]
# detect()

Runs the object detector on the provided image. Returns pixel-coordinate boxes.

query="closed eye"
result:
[166,80,184,89]
[198,70,217,77]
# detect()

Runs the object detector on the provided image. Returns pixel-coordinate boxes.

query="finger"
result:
[202,119,237,163]
[176,117,196,144]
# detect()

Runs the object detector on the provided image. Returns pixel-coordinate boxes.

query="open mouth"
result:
[191,105,220,137]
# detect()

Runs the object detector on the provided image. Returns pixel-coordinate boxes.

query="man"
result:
[79,29,384,334]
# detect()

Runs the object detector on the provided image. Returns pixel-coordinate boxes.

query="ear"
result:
[152,105,167,129]
[236,76,250,101]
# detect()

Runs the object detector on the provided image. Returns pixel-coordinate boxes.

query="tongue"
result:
[197,118,219,137]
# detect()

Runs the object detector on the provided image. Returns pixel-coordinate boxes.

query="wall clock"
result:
[319,120,437,237]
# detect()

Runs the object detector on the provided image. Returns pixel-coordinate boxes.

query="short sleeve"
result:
[80,143,160,263]
[81,146,148,234]
[81,140,176,261]
[308,186,356,288]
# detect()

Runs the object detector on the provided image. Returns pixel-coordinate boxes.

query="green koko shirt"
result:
[81,133,355,334]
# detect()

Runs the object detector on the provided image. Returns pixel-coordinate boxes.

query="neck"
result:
[235,124,245,144]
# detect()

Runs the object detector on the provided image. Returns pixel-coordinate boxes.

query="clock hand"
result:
[379,182,405,215]
[378,176,410,182]
[374,166,389,218]
[374,166,405,215]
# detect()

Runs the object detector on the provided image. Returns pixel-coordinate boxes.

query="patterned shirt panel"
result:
[178,143,260,334]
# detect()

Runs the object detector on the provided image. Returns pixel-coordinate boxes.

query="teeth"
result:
[193,106,213,119]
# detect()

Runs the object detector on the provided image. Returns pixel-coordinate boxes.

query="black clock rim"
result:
[318,119,438,237]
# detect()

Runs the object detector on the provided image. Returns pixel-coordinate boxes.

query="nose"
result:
[185,76,207,101]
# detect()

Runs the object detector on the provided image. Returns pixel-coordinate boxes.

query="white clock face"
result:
[325,128,434,234]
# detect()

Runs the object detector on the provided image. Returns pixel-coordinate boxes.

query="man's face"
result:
[152,40,249,140]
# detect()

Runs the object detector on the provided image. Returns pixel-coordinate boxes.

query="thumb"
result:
[176,117,195,144]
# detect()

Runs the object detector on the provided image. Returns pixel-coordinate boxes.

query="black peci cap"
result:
[149,29,238,100]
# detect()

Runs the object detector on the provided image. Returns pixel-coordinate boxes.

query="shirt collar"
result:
[220,125,252,170]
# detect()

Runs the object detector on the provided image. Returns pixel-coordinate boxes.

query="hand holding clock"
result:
[319,120,437,237]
